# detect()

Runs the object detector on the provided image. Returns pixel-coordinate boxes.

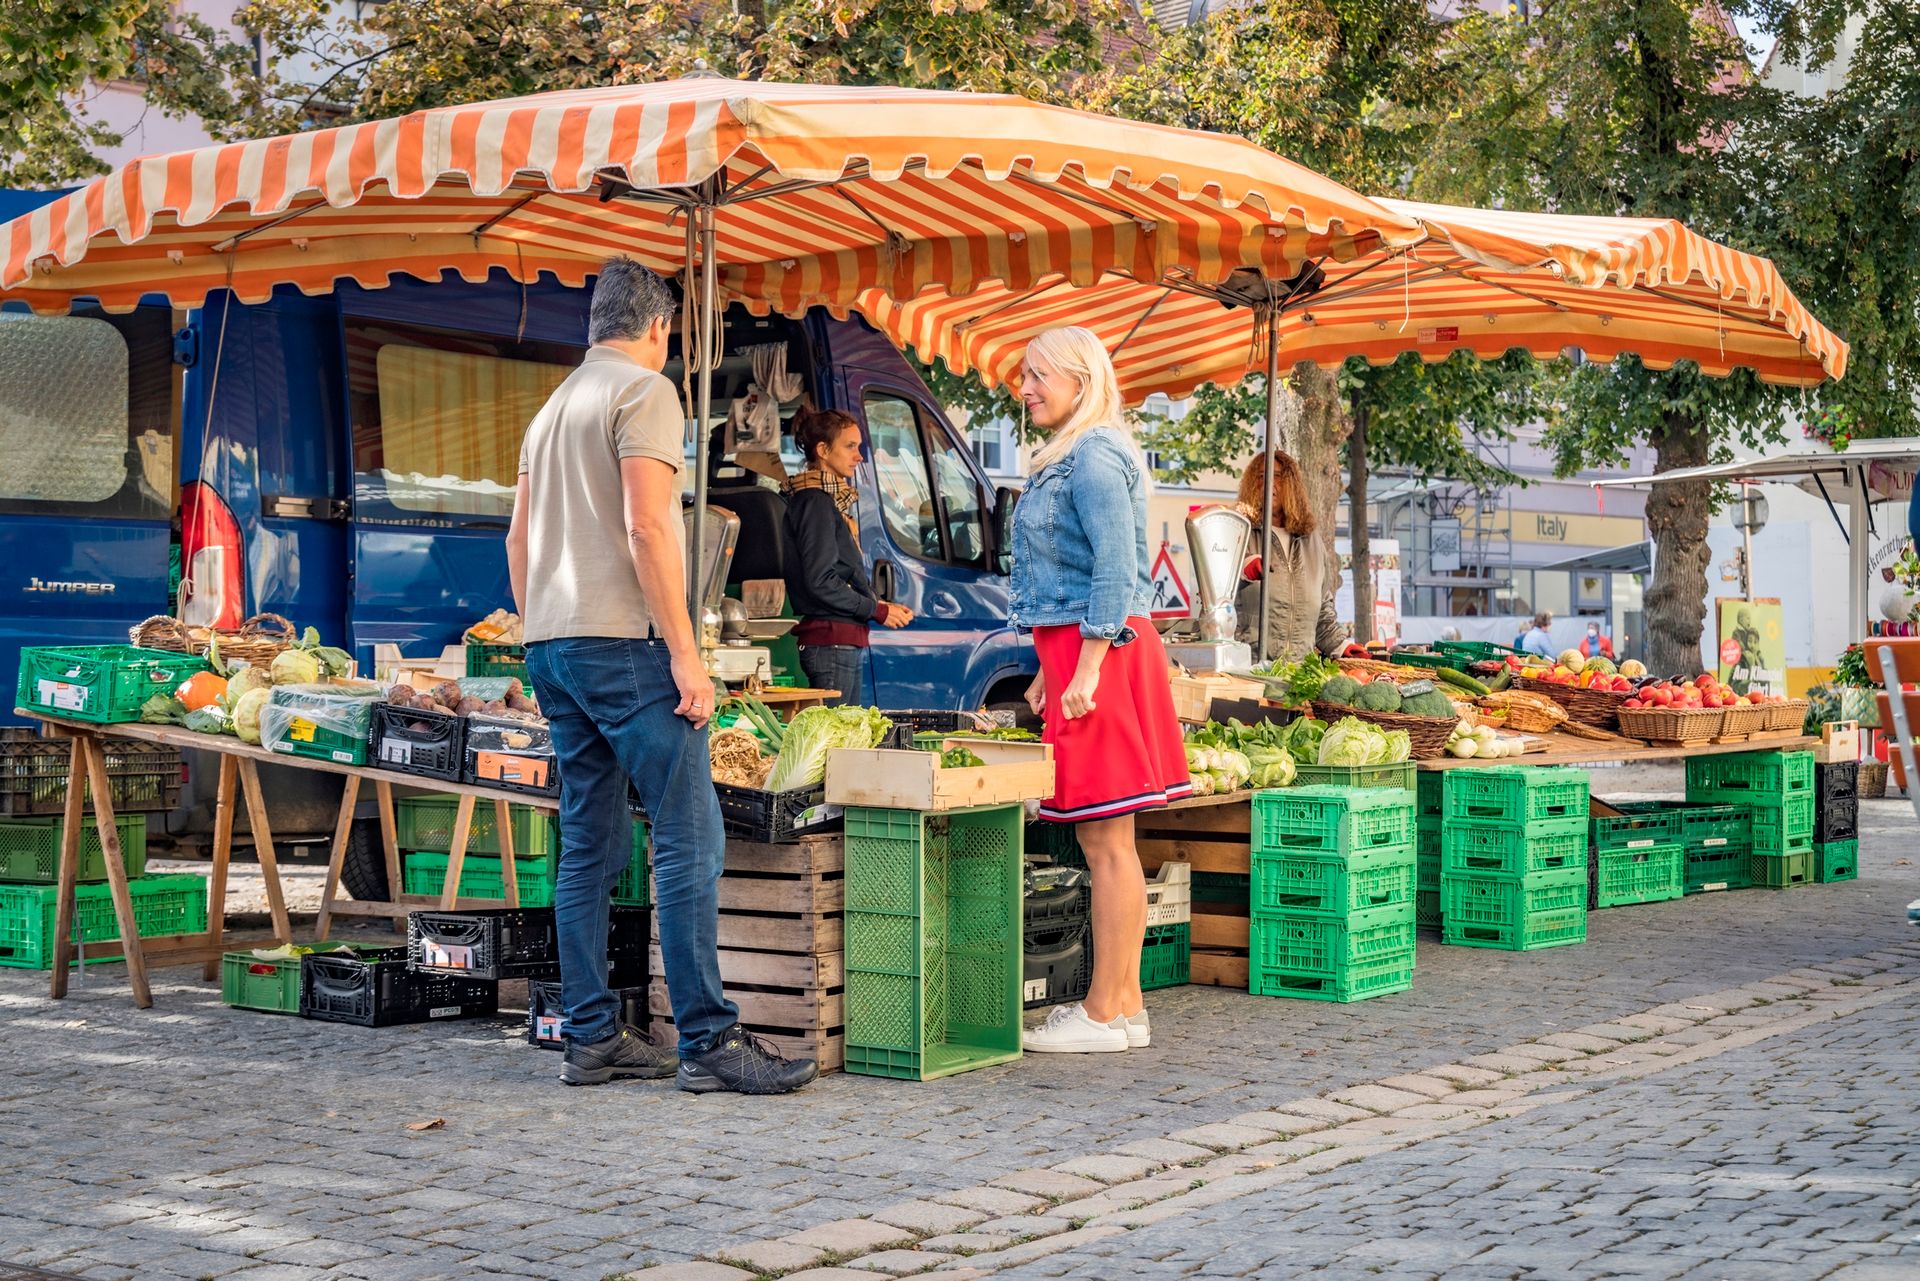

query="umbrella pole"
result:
[1848,463,1869,640]
[1257,308,1279,663]
[688,201,718,626]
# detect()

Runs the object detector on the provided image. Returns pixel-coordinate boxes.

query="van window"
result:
[864,389,986,567]
[0,306,173,519]
[345,319,580,523]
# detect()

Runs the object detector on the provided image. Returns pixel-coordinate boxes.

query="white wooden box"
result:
[825,739,1055,811]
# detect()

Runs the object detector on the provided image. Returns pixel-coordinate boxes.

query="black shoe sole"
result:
[676,1062,818,1095]
[560,1060,677,1086]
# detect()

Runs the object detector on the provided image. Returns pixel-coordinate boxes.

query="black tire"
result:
[339,816,390,903]
[986,680,1044,734]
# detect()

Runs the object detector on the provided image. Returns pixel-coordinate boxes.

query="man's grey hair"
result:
[588,258,676,344]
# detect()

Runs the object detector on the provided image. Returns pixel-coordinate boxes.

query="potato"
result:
[452,696,484,717]
[387,683,416,705]
[431,681,464,708]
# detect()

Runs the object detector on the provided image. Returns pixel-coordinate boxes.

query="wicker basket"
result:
[1616,705,1726,743]
[1515,674,1629,729]
[1311,701,1455,759]
[1475,695,1565,734]
[1858,759,1889,798]
[129,612,297,667]
[1764,699,1811,732]
[1718,704,1770,738]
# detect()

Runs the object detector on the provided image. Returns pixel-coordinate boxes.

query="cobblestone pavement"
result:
[0,770,1913,1281]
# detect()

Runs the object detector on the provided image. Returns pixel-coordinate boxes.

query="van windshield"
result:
[0,305,173,520]
[346,318,582,523]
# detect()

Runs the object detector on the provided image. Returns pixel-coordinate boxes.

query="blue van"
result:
[2,265,1035,880]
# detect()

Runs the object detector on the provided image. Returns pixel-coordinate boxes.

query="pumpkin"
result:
[176,671,229,713]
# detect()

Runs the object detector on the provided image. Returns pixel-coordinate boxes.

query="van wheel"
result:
[985,679,1044,733]
[339,817,390,904]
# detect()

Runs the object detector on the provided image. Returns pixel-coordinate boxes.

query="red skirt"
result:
[1033,620,1191,823]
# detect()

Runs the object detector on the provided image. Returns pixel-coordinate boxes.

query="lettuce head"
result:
[763,706,893,793]
[1318,716,1389,766]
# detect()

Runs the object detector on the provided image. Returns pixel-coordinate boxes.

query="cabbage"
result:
[1318,716,1389,766]
[764,706,892,793]
[231,687,271,744]
[226,665,271,701]
[269,648,321,686]
[1381,729,1412,763]
[1250,749,1296,788]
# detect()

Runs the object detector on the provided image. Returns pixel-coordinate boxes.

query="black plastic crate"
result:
[1023,934,1092,1010]
[714,782,831,843]
[0,729,181,817]
[1025,863,1091,949]
[1816,761,1858,803]
[525,979,648,1049]
[299,948,496,1027]
[369,703,466,780]
[881,709,995,736]
[464,713,559,797]
[1814,794,1858,844]
[407,905,649,981]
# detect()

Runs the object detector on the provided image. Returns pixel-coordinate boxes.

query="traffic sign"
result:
[1149,543,1192,619]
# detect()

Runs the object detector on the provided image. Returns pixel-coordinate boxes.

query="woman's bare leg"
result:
[1076,812,1145,1024]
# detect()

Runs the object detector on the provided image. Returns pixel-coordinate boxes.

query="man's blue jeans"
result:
[525,637,737,1055]
[798,643,867,708]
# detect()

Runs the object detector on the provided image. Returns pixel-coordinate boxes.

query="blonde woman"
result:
[1011,326,1188,1055]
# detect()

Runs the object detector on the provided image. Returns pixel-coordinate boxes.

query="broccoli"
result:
[1354,681,1404,713]
[1402,690,1457,718]
[1318,674,1362,706]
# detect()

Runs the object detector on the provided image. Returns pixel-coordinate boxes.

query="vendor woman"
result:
[782,407,913,706]
[1011,325,1189,1056]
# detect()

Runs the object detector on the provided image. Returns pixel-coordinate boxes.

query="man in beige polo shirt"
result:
[508,259,815,1094]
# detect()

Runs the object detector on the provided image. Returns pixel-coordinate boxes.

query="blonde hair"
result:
[1025,326,1146,480]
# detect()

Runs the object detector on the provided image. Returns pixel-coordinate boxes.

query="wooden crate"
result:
[1170,673,1266,724]
[1138,798,1250,988]
[825,741,1054,811]
[648,833,845,1072]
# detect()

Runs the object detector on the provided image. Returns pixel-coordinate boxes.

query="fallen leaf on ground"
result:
[404,1118,446,1132]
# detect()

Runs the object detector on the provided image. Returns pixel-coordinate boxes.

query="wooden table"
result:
[738,686,839,716]
[16,711,566,1009]
[1413,731,1817,770]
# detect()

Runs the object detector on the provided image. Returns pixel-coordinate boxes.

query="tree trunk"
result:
[1289,361,1351,638]
[1347,398,1373,646]
[1643,411,1713,678]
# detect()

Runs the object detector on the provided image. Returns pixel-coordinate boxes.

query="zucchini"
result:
[1485,668,1514,693]
[1435,666,1489,696]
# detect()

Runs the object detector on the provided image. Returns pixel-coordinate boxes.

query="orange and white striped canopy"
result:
[860,197,1847,399]
[0,77,1421,316]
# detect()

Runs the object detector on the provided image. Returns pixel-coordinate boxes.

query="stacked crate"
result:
[0,814,208,969]
[1687,751,1815,890]
[393,795,650,908]
[1248,786,1416,1001]
[1140,861,1192,990]
[1609,801,1751,893]
[1415,772,1444,932]
[1813,761,1859,883]
[1587,807,1686,909]
[1022,862,1091,1008]
[1440,768,1589,951]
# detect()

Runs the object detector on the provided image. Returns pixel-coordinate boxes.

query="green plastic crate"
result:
[1251,945,1414,1002]
[843,804,1024,1081]
[1250,902,1413,975]
[1416,814,1442,860]
[403,852,558,907]
[0,814,146,883]
[1747,794,1815,853]
[1252,786,1414,857]
[1191,870,1249,905]
[1252,843,1415,917]
[1140,922,1190,991]
[1289,762,1417,794]
[1416,889,1441,932]
[1594,844,1684,907]
[262,687,375,766]
[1437,639,1523,662]
[1685,845,1751,894]
[0,873,208,969]
[1591,807,1683,854]
[221,940,380,1013]
[1750,849,1813,889]
[1815,839,1857,883]
[1417,847,1440,893]
[1685,750,1814,801]
[466,639,530,692]
[1440,867,1587,951]
[16,645,210,725]
[1441,815,1587,877]
[1416,771,1446,818]
[393,795,557,857]
[1444,767,1589,826]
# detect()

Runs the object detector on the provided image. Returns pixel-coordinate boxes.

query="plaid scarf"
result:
[783,468,859,533]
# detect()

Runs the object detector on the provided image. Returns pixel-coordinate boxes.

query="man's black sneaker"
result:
[677,1024,819,1095]
[560,1024,677,1086]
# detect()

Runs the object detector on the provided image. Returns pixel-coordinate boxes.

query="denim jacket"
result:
[1009,427,1153,643]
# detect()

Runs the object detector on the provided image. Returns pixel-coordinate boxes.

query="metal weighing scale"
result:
[1164,505,1255,673]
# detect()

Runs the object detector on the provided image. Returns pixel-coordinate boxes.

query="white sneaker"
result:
[1109,1010,1150,1049]
[1023,1003,1128,1054]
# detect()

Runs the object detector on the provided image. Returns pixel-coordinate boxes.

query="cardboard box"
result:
[825,739,1055,811]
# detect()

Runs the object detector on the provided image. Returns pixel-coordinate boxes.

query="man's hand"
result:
[1060,669,1100,720]
[1025,669,1046,717]
[671,652,713,728]
[880,602,915,629]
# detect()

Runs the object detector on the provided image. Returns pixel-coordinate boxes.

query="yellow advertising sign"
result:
[1484,509,1647,546]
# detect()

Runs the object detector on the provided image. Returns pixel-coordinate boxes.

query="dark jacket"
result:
[784,487,883,647]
